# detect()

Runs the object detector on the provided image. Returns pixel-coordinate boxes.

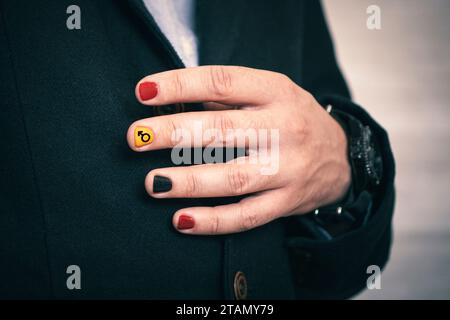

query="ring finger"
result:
[146,160,281,198]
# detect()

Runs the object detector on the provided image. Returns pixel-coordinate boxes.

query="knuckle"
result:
[164,118,180,146]
[227,166,249,195]
[209,66,233,98]
[273,72,301,100]
[247,111,267,130]
[211,212,221,234]
[172,73,185,98]
[276,72,292,85]
[301,90,315,105]
[185,171,199,197]
[269,71,293,89]
[213,114,235,137]
[238,205,258,232]
[288,114,308,138]
[286,78,301,98]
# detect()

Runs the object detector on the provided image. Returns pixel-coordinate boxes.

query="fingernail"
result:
[177,215,195,230]
[134,126,154,148]
[153,175,172,193]
[139,82,158,101]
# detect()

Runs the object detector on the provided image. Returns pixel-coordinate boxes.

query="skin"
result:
[127,66,351,235]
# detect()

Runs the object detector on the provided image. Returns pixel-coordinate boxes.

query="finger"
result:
[127,109,270,151]
[172,189,289,235]
[135,66,289,106]
[145,160,280,198]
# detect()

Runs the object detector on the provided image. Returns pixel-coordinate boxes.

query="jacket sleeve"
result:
[285,0,396,299]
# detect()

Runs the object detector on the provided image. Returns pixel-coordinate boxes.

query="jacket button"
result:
[233,271,248,300]
[155,103,184,115]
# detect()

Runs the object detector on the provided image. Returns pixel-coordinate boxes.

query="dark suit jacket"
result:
[0,0,395,299]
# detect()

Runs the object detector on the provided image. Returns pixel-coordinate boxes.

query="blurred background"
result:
[322,0,450,299]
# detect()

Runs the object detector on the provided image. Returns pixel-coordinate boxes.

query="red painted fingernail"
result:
[177,215,195,230]
[138,82,158,101]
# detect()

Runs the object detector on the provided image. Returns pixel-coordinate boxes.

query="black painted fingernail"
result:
[153,175,172,193]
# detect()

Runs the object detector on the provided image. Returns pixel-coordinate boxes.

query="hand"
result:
[127,66,351,235]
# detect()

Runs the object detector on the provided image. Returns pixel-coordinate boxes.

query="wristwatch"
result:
[327,104,383,193]
[299,104,383,239]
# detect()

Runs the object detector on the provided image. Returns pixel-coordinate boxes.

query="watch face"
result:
[332,109,383,190]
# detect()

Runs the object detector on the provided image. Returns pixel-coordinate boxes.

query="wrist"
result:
[322,114,352,206]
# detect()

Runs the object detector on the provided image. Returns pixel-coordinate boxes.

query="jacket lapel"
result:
[125,0,186,68]
[124,0,246,66]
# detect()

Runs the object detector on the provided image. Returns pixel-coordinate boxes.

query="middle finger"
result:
[127,110,269,151]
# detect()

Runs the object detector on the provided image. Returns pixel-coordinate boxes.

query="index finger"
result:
[135,66,289,106]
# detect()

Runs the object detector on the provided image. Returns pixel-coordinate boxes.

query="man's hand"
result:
[127,66,351,235]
